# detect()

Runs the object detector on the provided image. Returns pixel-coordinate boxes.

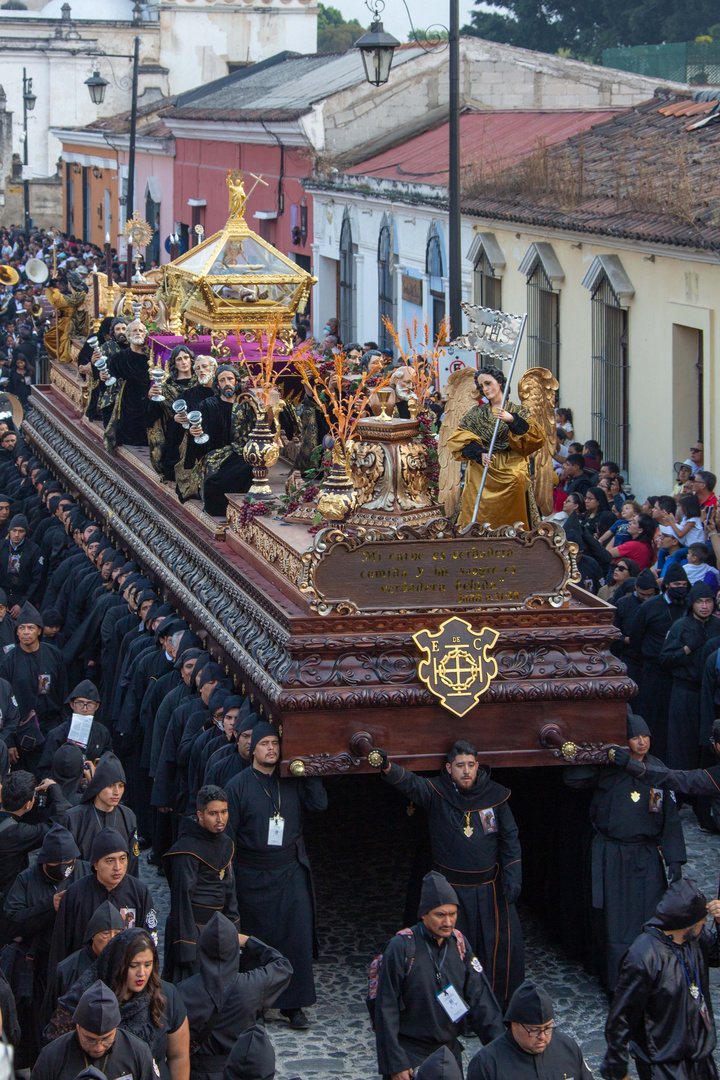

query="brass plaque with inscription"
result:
[301,520,577,615]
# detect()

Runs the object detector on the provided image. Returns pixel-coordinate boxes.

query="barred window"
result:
[339,212,355,345]
[526,261,559,378]
[378,224,394,350]
[591,274,629,471]
[473,249,501,311]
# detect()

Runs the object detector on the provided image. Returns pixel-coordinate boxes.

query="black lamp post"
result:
[354,0,462,339]
[85,35,140,284]
[22,69,37,238]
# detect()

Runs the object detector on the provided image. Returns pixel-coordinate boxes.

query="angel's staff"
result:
[448,303,527,526]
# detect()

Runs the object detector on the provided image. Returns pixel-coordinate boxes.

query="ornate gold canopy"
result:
[162,171,316,340]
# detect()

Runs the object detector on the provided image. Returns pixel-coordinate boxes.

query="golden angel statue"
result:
[227,171,248,219]
[518,367,559,516]
[438,363,553,529]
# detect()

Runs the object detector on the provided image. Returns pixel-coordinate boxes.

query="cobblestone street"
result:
[140,776,720,1080]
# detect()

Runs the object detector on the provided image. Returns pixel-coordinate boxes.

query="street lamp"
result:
[22,68,36,238]
[86,37,139,284]
[353,3,400,87]
[355,0,462,339]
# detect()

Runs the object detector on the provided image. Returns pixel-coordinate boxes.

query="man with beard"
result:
[630,562,691,761]
[373,740,524,1005]
[660,581,720,772]
[63,751,140,876]
[225,721,328,1030]
[374,871,503,1079]
[47,827,157,984]
[565,709,686,993]
[612,569,660,688]
[162,784,239,982]
[602,879,720,1080]
[4,825,87,1063]
[184,364,254,515]
[100,319,151,452]
[78,318,128,424]
[31,979,155,1080]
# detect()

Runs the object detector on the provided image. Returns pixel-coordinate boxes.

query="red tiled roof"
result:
[346,109,622,187]
[461,93,720,249]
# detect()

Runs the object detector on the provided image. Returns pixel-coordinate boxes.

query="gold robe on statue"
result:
[43,287,90,364]
[446,399,545,529]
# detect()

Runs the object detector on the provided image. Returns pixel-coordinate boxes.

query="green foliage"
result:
[317,3,367,54]
[462,0,720,64]
[406,28,449,42]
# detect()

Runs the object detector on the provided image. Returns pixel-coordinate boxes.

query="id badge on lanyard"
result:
[268,813,285,846]
[436,983,469,1022]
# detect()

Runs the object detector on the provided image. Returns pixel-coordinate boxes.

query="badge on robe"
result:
[630,791,640,802]
[38,674,51,695]
[649,789,663,813]
[480,808,498,834]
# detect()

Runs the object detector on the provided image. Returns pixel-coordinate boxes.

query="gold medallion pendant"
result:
[631,791,640,802]
[464,824,474,838]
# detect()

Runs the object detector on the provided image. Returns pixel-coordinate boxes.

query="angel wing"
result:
[438,367,480,516]
[518,366,559,517]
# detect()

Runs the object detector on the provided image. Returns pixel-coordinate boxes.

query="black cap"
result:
[71,1067,108,1080]
[81,752,125,805]
[174,646,203,671]
[84,900,126,943]
[627,705,651,739]
[42,607,63,627]
[418,871,458,916]
[250,721,279,757]
[72,980,121,1034]
[688,581,717,607]
[37,824,80,865]
[635,569,659,591]
[8,514,28,532]
[0,589,7,607]
[663,562,689,587]
[504,981,555,1025]
[225,1025,275,1080]
[66,680,101,705]
[200,662,224,688]
[90,827,128,865]
[16,602,43,628]
[647,879,708,931]
[414,1047,462,1080]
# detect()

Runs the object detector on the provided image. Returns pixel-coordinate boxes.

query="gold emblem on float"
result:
[412,616,499,717]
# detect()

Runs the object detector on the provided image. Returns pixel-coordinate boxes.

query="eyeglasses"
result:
[519,1023,555,1038]
[691,447,702,452]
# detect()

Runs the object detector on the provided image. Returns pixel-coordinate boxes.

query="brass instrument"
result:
[0,266,19,286]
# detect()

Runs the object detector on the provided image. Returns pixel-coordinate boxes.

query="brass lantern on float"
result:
[162,171,316,348]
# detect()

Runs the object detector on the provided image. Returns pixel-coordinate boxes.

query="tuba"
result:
[0,265,19,287]
[25,258,50,285]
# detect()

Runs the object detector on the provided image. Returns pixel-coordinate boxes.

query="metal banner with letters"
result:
[413,616,499,717]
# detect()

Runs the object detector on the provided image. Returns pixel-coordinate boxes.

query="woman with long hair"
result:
[605,513,656,571]
[446,365,545,528]
[46,928,189,1080]
[598,557,641,602]
[148,344,197,481]
[582,486,616,537]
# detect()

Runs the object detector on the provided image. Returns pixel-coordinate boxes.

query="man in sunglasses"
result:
[467,981,592,1079]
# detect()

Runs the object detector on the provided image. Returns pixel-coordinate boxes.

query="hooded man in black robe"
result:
[38,680,111,776]
[203,702,257,791]
[0,514,42,614]
[374,738,524,1005]
[31,978,155,1080]
[374,871,504,1079]
[602,879,720,1080]
[163,783,240,983]
[63,751,140,876]
[49,743,86,806]
[0,770,69,915]
[184,365,254,515]
[631,563,691,763]
[224,1025,275,1080]
[177,913,292,1080]
[565,707,686,993]
[47,827,157,985]
[661,581,720,772]
[467,982,592,1080]
[0,586,16,654]
[4,824,86,1063]
[0,600,68,770]
[225,720,327,1029]
[612,569,660,686]
[49,900,125,1014]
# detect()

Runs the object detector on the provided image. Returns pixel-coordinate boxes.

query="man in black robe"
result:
[0,514,42,615]
[661,581,720,772]
[204,708,258,790]
[31,978,155,1080]
[375,871,504,1079]
[4,825,86,1063]
[163,783,240,983]
[63,751,140,876]
[612,569,659,687]
[225,720,327,1029]
[38,680,111,775]
[225,1025,275,1080]
[0,600,68,771]
[102,319,151,452]
[47,827,158,984]
[0,586,16,654]
[373,739,524,1005]
[467,982,592,1080]
[49,900,125,1013]
[185,365,254,516]
[0,770,68,914]
[631,563,690,763]
[177,912,292,1080]
[602,879,720,1080]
